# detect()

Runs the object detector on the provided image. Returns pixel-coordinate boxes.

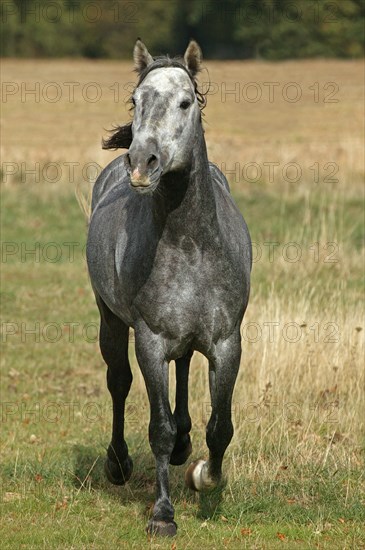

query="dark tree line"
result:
[1,0,364,59]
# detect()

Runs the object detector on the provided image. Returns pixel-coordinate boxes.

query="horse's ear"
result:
[133,39,153,74]
[184,40,202,77]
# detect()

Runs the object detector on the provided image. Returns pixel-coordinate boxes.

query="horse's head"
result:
[104,40,205,194]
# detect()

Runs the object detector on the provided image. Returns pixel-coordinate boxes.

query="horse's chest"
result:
[132,249,239,341]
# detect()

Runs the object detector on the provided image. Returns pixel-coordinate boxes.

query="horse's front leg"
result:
[135,324,177,537]
[186,329,241,491]
[170,350,193,466]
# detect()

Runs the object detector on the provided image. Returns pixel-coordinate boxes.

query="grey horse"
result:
[86,39,252,537]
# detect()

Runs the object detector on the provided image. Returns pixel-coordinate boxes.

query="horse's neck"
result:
[152,138,217,237]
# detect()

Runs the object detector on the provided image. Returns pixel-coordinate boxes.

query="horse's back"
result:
[209,162,252,272]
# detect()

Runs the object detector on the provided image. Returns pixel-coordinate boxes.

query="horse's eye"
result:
[180,100,191,110]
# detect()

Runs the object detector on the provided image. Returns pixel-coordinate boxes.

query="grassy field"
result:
[1,58,364,549]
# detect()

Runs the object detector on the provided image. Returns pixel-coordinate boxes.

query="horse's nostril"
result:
[147,154,157,166]
[126,153,131,166]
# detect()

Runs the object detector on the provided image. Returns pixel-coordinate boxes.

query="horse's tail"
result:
[75,181,92,223]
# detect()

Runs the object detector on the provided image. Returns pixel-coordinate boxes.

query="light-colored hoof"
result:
[185,459,216,492]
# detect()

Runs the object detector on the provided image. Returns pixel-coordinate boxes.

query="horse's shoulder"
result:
[209,161,230,193]
[91,154,129,212]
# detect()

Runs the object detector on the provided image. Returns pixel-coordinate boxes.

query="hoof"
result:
[185,459,216,492]
[104,455,133,485]
[185,459,204,491]
[170,437,192,466]
[147,519,177,537]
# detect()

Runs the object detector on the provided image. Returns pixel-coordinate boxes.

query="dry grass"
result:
[1,58,364,190]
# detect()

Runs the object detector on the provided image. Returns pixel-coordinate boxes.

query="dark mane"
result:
[103,55,207,151]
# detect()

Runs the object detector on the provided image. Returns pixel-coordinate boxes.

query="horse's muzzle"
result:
[130,168,151,187]
[125,150,161,193]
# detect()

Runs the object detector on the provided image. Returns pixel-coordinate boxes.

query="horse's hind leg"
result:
[96,295,133,485]
[170,350,193,466]
[186,330,241,491]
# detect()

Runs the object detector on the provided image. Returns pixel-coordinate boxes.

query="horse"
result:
[86,39,252,537]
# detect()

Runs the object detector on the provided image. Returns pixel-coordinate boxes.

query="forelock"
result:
[134,56,207,110]
[136,57,193,87]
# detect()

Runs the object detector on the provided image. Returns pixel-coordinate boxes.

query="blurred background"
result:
[2,0,364,59]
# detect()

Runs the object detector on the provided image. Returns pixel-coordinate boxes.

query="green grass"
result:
[1,458,364,548]
[1,445,364,549]
[1,182,364,548]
